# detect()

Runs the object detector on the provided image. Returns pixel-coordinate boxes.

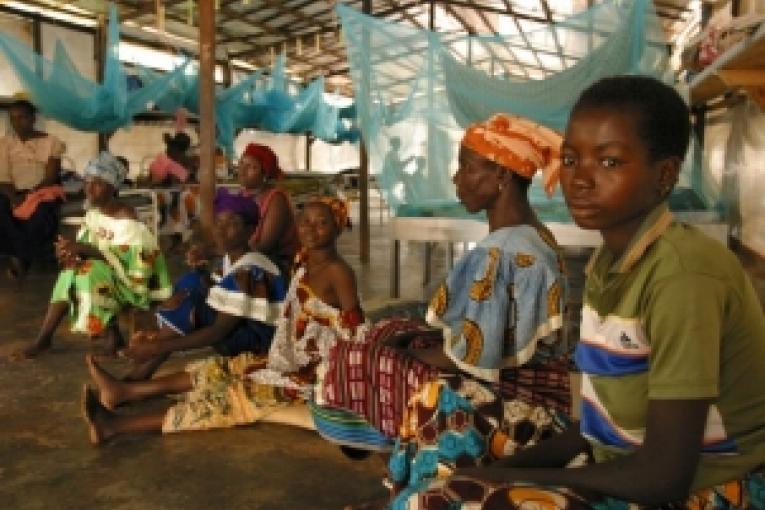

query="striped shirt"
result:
[576,202,765,490]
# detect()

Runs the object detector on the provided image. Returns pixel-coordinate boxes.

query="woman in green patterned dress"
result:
[11,152,171,360]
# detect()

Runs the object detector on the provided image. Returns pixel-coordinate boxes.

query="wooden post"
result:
[95,13,109,151]
[305,133,313,171]
[359,0,372,264]
[32,16,42,73]
[199,0,216,238]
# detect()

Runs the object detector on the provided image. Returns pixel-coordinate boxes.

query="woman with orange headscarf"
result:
[314,114,571,508]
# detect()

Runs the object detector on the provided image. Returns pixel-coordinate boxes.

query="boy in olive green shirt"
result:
[410,76,765,510]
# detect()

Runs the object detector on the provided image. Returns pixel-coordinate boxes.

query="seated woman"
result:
[81,197,365,444]
[385,77,765,510]
[237,143,299,276]
[0,97,66,280]
[147,132,195,186]
[119,187,288,380]
[144,132,201,244]
[317,114,570,505]
[11,152,172,360]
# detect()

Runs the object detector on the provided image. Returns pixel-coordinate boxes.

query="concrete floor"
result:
[1,217,763,510]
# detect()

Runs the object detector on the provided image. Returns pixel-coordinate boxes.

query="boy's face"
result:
[560,107,671,234]
[213,211,250,253]
[297,203,338,250]
[452,146,502,213]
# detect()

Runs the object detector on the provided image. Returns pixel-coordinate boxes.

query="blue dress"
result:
[156,252,288,356]
[428,224,566,382]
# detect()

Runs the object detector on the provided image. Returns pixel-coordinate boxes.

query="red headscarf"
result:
[243,143,283,180]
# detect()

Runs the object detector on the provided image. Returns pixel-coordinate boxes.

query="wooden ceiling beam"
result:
[537,0,566,69]
[382,0,426,29]
[472,4,547,74]
[442,3,528,79]
[119,0,187,22]
[654,1,693,14]
[440,0,548,24]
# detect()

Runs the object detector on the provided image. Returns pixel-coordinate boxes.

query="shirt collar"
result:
[585,202,673,276]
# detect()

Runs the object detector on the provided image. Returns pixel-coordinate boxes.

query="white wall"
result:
[0,12,32,97]
[234,129,359,173]
[704,100,765,256]
[108,124,197,181]
[727,101,765,256]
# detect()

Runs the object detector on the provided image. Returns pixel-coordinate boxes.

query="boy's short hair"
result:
[572,76,691,163]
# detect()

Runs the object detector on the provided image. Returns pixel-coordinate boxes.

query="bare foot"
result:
[9,341,51,362]
[343,497,389,510]
[85,354,125,410]
[81,384,114,445]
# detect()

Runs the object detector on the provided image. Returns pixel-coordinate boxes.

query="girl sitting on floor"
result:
[81,197,365,444]
[11,152,172,361]
[118,187,288,381]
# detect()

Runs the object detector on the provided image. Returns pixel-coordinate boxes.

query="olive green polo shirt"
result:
[574,202,765,490]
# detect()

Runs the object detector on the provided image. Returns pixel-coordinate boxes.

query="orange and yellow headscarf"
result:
[461,113,563,196]
[308,196,349,230]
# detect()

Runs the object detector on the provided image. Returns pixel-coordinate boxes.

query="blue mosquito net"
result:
[0,3,359,154]
[0,4,188,133]
[137,54,360,156]
[337,0,722,221]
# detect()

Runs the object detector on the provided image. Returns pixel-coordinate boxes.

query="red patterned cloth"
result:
[321,318,440,437]
[498,345,572,416]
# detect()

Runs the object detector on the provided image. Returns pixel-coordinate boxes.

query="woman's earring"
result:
[498,183,504,192]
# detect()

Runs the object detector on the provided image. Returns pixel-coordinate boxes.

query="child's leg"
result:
[86,354,192,409]
[82,385,168,445]
[97,320,126,357]
[122,353,170,382]
[122,325,179,381]
[10,301,68,360]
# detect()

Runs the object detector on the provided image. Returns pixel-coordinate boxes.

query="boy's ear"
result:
[656,156,682,197]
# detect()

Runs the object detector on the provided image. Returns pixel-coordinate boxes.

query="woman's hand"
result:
[185,242,209,268]
[55,236,82,266]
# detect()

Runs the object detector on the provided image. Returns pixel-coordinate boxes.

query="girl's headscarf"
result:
[83,151,128,188]
[308,196,348,230]
[213,187,260,226]
[243,143,283,180]
[461,113,563,196]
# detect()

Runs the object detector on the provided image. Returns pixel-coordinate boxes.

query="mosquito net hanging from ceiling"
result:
[137,54,360,156]
[0,2,358,152]
[337,0,721,221]
[0,4,189,133]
